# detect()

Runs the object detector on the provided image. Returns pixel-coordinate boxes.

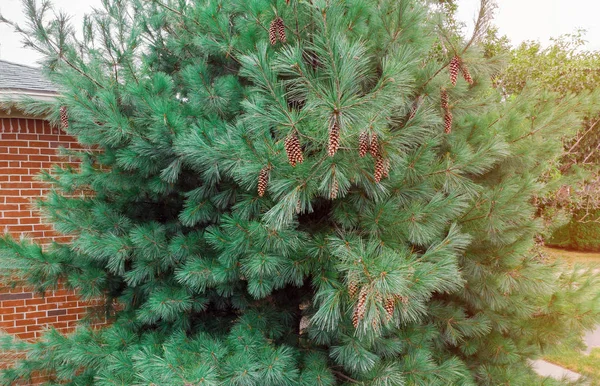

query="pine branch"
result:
[463,0,497,53]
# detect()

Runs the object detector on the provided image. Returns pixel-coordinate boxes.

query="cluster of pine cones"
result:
[359,132,389,182]
[269,17,286,45]
[444,55,474,133]
[349,282,408,329]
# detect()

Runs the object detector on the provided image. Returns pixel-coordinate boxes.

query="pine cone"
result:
[275,17,286,43]
[461,63,474,85]
[384,297,395,320]
[374,154,385,183]
[444,110,453,134]
[369,133,379,158]
[285,132,304,166]
[330,178,339,199]
[383,158,390,179]
[328,114,340,157]
[358,132,369,157]
[269,18,279,45]
[60,106,69,130]
[258,166,270,197]
[441,88,449,110]
[348,279,359,298]
[352,286,368,328]
[449,56,461,86]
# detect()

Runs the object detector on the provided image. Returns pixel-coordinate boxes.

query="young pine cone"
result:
[358,132,370,157]
[352,287,368,328]
[449,56,461,86]
[257,167,270,197]
[369,133,379,158]
[444,110,453,134]
[328,115,340,157]
[285,132,304,166]
[374,154,385,183]
[60,106,69,130]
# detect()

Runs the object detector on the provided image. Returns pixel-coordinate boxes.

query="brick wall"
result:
[0,117,80,245]
[0,116,104,377]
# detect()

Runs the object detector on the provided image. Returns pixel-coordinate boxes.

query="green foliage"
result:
[548,211,600,252]
[0,0,599,384]
[499,31,600,96]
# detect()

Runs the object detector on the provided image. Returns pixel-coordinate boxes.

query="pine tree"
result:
[1,0,599,385]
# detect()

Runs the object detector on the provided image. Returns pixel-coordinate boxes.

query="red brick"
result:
[3,327,26,335]
[2,313,24,321]
[25,298,45,306]
[45,296,66,303]
[37,316,58,324]
[19,332,36,340]
[57,314,78,322]
[25,312,46,319]
[15,306,37,313]
[37,304,57,311]
[1,300,25,308]
[15,319,35,327]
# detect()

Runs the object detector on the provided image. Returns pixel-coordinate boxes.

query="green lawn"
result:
[542,247,600,385]
[545,347,600,385]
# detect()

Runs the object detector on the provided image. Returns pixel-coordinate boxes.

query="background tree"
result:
[0,0,598,385]
[484,29,600,247]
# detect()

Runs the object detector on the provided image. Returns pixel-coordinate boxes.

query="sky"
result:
[0,0,599,67]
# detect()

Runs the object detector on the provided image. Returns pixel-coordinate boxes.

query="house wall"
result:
[0,116,104,375]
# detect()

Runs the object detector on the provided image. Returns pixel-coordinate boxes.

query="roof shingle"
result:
[0,59,57,93]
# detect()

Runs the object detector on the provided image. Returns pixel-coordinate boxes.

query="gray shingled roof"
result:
[0,59,57,93]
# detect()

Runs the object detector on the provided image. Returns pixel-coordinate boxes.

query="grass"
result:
[545,347,600,385]
[542,246,600,265]
[541,247,600,385]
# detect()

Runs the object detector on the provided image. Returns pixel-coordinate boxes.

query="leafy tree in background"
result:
[0,0,599,384]
[485,31,600,235]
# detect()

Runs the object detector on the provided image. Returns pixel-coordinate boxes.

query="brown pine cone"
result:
[284,131,303,166]
[449,56,461,86]
[352,286,368,328]
[374,154,385,183]
[348,279,359,298]
[441,88,449,110]
[369,133,379,158]
[461,63,474,85]
[275,17,286,43]
[258,166,270,197]
[384,297,395,320]
[444,110,453,134]
[358,131,369,157]
[269,18,281,45]
[328,114,340,157]
[60,106,69,130]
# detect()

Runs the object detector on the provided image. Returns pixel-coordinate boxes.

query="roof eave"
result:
[0,89,58,102]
